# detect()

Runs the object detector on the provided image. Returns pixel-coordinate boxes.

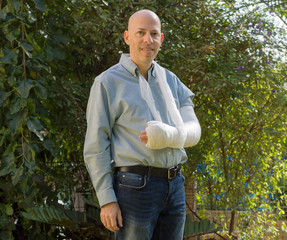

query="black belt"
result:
[115,164,181,180]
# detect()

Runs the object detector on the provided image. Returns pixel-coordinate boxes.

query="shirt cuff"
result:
[97,187,117,207]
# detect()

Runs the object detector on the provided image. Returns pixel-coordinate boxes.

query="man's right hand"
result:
[100,202,123,232]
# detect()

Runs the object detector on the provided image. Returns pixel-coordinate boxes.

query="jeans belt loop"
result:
[147,166,152,179]
[167,169,172,180]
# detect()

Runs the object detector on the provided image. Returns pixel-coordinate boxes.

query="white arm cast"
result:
[180,105,201,148]
[145,121,185,149]
[145,105,201,149]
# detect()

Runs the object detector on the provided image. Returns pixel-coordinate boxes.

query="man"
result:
[84,9,201,240]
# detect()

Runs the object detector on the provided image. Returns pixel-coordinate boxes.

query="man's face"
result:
[124,12,164,68]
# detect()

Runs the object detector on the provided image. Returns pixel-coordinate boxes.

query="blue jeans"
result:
[114,170,186,240]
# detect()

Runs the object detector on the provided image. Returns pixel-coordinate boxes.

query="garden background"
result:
[0,0,287,239]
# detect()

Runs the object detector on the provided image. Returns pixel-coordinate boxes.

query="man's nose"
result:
[144,33,153,44]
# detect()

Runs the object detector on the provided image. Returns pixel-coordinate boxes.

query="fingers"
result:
[100,202,123,232]
[101,212,118,232]
[101,214,119,232]
[139,130,148,144]
[139,123,151,144]
[117,210,123,228]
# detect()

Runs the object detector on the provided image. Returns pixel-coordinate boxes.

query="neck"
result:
[138,62,152,81]
[130,57,152,81]
[139,68,149,80]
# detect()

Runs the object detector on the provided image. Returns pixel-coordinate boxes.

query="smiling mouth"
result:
[141,48,154,52]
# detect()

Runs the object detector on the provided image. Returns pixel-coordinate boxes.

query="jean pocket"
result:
[117,172,146,189]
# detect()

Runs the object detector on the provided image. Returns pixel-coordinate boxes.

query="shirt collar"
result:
[120,53,156,78]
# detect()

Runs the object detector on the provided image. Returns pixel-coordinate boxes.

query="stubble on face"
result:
[125,10,163,70]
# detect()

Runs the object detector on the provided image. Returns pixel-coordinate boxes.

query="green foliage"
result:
[0,0,286,239]
[182,1,287,239]
[0,0,102,238]
[184,215,221,238]
[237,208,279,240]
[20,204,107,239]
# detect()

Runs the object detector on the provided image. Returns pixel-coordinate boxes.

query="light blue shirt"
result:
[84,54,195,207]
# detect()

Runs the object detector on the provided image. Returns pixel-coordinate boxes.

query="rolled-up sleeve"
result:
[177,80,195,108]
[83,76,117,207]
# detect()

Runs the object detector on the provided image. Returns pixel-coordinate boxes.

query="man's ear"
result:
[124,30,129,45]
[160,33,164,44]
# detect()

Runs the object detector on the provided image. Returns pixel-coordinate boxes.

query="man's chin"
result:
[141,53,157,60]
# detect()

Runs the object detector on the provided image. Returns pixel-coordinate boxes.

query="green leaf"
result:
[12,167,24,186]
[34,82,47,99]
[0,203,10,215]
[34,0,47,12]
[24,30,41,52]
[7,118,20,136]
[19,41,34,58]
[16,79,34,98]
[21,209,39,222]
[0,16,18,29]
[27,118,44,141]
[43,139,58,157]
[20,42,34,52]
[0,128,10,147]
[0,6,7,20]
[21,205,83,228]
[38,206,52,222]
[25,160,36,175]
[10,97,27,114]
[0,49,18,65]
[5,27,20,42]
[21,195,34,209]
[7,0,21,12]
[5,205,14,216]
[19,174,29,194]
[0,153,16,177]
[0,88,11,105]
[6,110,27,135]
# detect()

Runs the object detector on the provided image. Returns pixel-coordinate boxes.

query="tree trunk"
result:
[229,210,236,236]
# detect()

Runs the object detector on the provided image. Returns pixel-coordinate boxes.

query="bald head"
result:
[124,9,164,77]
[128,10,161,32]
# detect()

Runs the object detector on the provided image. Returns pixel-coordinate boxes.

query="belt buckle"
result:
[167,165,178,179]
